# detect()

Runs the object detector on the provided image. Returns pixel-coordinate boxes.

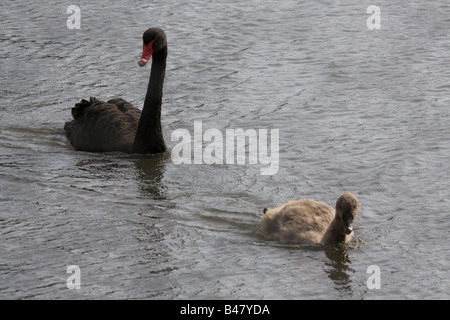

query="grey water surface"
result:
[0,0,449,299]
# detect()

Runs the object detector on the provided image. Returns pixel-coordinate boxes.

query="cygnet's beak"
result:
[344,224,353,235]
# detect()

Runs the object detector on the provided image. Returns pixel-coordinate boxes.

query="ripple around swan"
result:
[0,0,449,300]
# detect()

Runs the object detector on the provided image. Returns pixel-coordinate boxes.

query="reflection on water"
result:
[133,153,169,200]
[324,245,354,297]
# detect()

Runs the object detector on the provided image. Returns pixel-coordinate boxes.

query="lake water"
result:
[0,0,449,299]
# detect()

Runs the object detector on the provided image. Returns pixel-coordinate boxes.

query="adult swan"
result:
[64,28,168,154]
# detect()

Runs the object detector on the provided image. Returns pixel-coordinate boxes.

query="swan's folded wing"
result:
[107,98,141,119]
[66,98,139,153]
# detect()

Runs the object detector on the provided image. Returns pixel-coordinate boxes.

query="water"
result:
[0,0,449,299]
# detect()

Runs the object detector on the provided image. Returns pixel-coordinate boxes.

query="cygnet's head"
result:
[335,192,359,235]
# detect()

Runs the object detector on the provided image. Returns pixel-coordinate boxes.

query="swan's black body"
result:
[64,28,167,154]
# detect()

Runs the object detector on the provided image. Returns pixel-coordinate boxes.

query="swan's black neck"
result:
[133,47,167,154]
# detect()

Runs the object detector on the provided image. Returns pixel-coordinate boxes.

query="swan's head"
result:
[335,192,359,235]
[138,28,167,67]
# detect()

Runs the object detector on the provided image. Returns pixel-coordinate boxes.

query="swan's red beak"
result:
[138,41,154,67]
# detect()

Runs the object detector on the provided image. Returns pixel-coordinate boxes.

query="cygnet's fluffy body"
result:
[261,193,359,244]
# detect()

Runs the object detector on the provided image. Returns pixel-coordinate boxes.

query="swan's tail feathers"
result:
[64,120,76,138]
[71,97,97,121]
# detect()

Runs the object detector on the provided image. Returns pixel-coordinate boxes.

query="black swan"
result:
[64,28,167,154]
[261,193,360,244]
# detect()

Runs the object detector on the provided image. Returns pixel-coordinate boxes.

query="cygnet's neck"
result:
[321,214,349,244]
